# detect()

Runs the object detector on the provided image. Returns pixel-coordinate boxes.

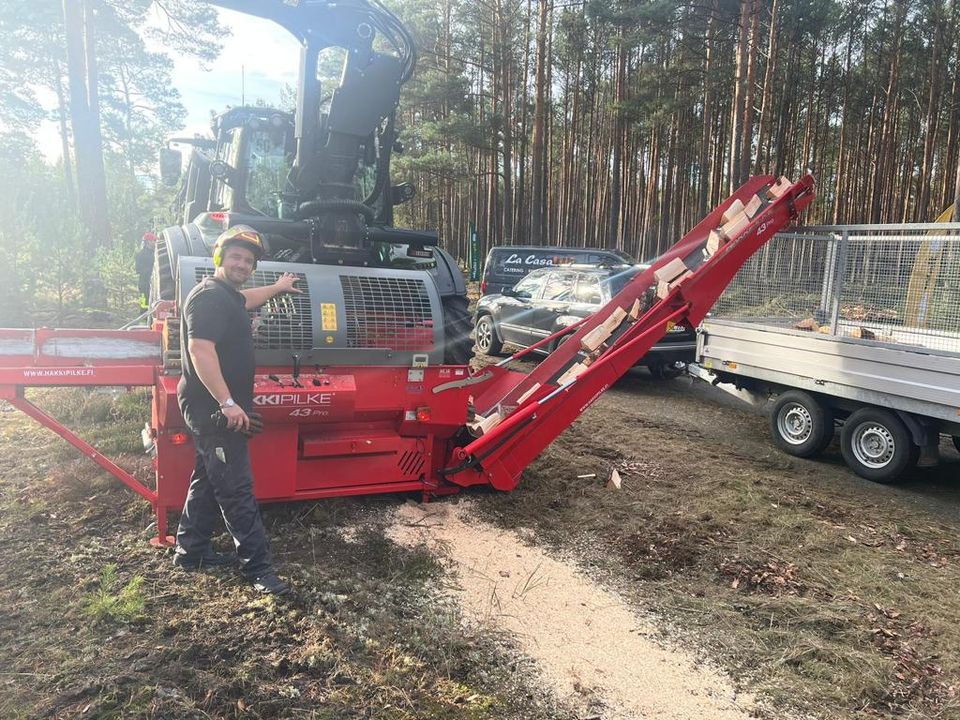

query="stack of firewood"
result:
[466,298,649,436]
[794,318,888,342]
[702,176,792,263]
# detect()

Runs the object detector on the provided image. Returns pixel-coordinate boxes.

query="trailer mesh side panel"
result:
[193,268,313,351]
[339,276,434,351]
[713,225,960,354]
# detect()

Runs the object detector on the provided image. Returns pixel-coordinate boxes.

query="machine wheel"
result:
[474,313,503,356]
[953,436,960,454]
[442,295,475,364]
[151,237,176,303]
[840,408,917,483]
[770,390,835,458]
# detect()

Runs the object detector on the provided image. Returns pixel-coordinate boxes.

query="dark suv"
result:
[473,264,695,377]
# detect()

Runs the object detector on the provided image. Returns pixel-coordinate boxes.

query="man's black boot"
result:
[172,548,235,571]
[252,573,292,596]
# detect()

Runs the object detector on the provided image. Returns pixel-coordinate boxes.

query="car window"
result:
[574,275,603,304]
[542,271,578,301]
[513,271,547,298]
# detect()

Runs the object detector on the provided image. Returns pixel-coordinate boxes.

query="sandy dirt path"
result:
[387,498,757,720]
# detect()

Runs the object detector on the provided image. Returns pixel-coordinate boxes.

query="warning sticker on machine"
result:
[320,303,338,331]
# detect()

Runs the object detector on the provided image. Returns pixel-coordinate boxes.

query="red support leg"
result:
[150,503,175,548]
[6,393,175,547]
[8,394,158,504]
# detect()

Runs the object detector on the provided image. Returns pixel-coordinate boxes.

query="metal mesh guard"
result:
[714,225,960,354]
[194,269,313,351]
[339,275,434,351]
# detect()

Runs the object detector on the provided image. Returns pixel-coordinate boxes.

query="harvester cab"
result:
[154,0,473,365]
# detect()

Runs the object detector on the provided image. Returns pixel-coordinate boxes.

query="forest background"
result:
[1,0,959,327]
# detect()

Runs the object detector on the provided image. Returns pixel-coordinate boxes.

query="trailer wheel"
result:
[474,313,503,356]
[442,295,475,365]
[840,408,917,483]
[770,391,835,458]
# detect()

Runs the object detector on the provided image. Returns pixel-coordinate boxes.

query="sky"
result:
[36,7,300,162]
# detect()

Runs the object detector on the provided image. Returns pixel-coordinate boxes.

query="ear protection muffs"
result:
[213,225,265,269]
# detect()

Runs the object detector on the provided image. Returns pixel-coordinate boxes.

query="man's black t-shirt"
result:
[177,277,255,434]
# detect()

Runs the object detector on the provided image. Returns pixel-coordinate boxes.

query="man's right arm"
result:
[187,338,250,431]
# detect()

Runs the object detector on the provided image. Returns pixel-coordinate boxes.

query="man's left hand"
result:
[273,273,303,295]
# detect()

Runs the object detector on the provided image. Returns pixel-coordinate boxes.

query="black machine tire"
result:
[474,313,503,356]
[770,390,835,458]
[953,436,960,454]
[441,295,475,364]
[840,407,917,483]
[151,237,176,303]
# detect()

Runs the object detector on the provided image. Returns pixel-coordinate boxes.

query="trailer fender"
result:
[894,409,937,447]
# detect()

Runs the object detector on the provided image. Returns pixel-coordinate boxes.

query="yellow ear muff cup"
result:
[212,246,223,267]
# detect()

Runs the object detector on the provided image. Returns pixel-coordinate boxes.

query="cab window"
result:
[211,128,236,210]
[244,127,292,217]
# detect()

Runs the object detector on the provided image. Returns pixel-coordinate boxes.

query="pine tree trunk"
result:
[832,19,855,223]
[529,0,550,245]
[870,1,906,222]
[755,0,779,172]
[699,1,718,215]
[495,0,514,244]
[728,0,750,191]
[917,0,945,220]
[51,58,76,211]
[953,149,960,220]
[739,0,760,182]
[63,0,110,247]
[608,27,626,247]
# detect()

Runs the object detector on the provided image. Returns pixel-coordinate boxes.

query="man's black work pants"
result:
[175,431,272,578]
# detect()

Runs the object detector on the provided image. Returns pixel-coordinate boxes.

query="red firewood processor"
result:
[0,0,815,545]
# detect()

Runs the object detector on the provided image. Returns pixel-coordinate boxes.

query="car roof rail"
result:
[565,262,634,271]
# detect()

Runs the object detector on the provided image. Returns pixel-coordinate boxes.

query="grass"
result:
[82,564,146,624]
[0,387,570,720]
[471,376,960,720]
[6,380,959,718]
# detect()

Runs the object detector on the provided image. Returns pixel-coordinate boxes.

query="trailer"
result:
[0,176,814,544]
[691,222,960,483]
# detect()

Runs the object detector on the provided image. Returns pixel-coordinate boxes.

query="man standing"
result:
[173,224,301,595]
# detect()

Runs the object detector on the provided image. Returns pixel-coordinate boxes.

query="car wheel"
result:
[770,390,835,458]
[550,332,573,353]
[840,408,917,483]
[475,314,503,356]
